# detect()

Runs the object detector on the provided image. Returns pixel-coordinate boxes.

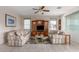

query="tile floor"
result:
[0,41,79,52]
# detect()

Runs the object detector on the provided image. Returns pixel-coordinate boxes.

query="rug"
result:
[27,37,52,44]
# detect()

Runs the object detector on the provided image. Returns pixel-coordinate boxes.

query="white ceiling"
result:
[3,6,78,17]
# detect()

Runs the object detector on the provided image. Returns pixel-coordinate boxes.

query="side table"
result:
[64,34,71,44]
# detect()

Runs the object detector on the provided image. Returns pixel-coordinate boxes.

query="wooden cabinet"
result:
[31,20,48,36]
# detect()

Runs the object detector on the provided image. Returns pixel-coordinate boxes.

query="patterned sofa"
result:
[7,30,30,47]
[49,30,65,44]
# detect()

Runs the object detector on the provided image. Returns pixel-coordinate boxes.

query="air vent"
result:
[56,6,62,9]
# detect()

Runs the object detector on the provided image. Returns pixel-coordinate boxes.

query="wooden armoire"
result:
[31,20,48,36]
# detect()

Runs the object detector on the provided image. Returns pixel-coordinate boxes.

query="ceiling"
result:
[3,6,78,17]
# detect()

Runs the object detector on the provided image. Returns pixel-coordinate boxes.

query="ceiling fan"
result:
[33,6,50,14]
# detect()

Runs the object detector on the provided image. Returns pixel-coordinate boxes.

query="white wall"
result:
[0,7,24,44]
[61,7,79,43]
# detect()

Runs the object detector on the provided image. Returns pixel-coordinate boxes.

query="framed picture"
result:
[5,14,16,27]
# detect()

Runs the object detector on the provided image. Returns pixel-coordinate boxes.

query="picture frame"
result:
[5,14,16,27]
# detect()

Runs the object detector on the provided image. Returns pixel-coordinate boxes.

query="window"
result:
[66,11,79,32]
[24,19,30,29]
[49,20,57,30]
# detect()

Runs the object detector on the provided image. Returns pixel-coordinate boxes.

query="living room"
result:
[0,6,79,52]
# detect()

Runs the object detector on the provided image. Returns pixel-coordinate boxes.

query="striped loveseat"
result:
[7,30,30,47]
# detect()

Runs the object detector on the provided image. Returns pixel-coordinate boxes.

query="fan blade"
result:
[34,10,39,14]
[33,8,39,10]
[40,6,45,9]
[43,10,50,12]
[42,12,44,14]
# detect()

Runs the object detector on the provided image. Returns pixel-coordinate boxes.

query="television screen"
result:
[37,25,44,32]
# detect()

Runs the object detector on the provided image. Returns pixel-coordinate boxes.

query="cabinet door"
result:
[32,21,36,31]
[44,31,48,36]
[44,21,48,31]
[32,31,37,36]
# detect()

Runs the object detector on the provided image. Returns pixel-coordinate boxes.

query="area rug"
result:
[27,37,52,44]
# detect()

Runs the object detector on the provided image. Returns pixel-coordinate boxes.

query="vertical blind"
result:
[24,19,30,29]
[66,11,79,31]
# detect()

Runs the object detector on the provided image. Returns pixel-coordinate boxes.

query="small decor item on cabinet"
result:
[5,14,16,27]
[58,19,61,30]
